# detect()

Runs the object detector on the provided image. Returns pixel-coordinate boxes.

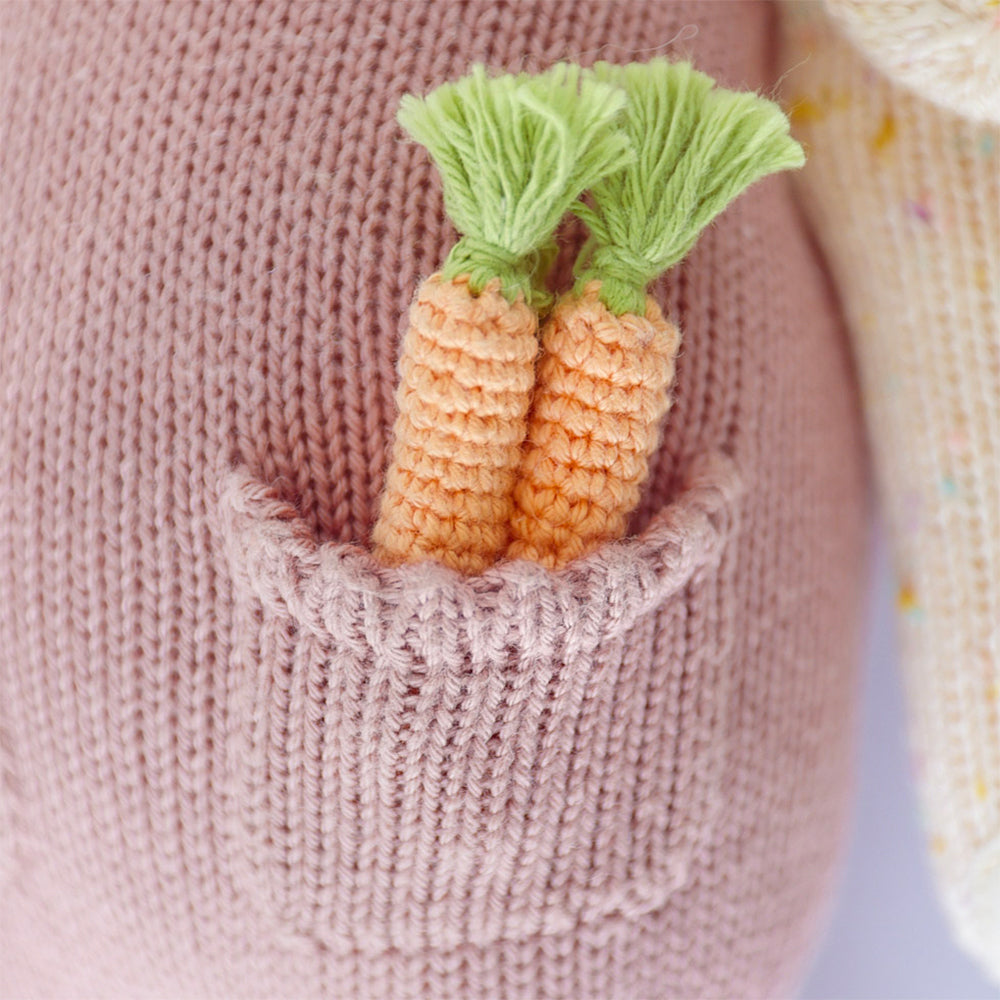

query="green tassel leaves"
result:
[398,64,632,308]
[397,59,804,315]
[572,60,806,316]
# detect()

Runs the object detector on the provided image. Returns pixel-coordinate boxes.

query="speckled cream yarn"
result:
[823,0,1000,124]
[781,3,1000,982]
[1,2,867,997]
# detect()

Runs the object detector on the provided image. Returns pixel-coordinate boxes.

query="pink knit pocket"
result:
[215,451,742,955]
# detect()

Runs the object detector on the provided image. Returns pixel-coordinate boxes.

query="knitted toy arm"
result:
[781,2,1000,983]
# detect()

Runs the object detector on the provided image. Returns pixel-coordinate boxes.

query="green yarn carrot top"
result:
[396,63,633,309]
[508,59,805,567]
[570,59,805,316]
[372,64,631,575]
[373,58,804,573]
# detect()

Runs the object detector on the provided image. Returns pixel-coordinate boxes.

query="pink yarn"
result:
[0,2,869,997]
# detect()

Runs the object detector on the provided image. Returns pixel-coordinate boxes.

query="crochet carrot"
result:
[508,60,805,568]
[371,65,631,575]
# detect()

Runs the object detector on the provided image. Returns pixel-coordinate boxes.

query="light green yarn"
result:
[573,59,806,316]
[397,64,632,308]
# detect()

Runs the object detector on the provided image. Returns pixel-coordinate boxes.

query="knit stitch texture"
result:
[0,2,868,997]
[822,0,1000,124]
[781,3,1000,982]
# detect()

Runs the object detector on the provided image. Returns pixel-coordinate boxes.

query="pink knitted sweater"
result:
[0,3,868,997]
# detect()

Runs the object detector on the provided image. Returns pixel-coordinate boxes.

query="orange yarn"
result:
[372,273,538,574]
[507,281,680,568]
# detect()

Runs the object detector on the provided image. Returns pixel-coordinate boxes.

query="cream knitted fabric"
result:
[782,3,1000,982]
[823,0,1000,124]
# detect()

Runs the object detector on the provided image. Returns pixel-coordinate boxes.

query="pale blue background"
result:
[800,530,998,999]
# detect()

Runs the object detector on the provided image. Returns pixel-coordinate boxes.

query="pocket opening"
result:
[215,450,742,953]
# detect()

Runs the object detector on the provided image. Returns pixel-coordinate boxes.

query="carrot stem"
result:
[573,59,805,316]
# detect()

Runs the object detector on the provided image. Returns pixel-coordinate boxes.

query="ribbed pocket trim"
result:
[214,450,743,953]
[217,450,741,657]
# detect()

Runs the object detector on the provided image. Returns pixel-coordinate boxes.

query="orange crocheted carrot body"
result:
[372,274,537,574]
[505,59,803,568]
[369,64,631,574]
[507,282,679,568]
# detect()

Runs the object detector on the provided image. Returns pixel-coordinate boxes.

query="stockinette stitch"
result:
[781,1,1000,983]
[0,2,868,997]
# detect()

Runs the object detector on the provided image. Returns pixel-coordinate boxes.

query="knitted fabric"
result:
[781,3,1000,983]
[220,450,738,955]
[372,274,537,574]
[508,284,680,568]
[822,0,1000,124]
[0,2,868,997]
